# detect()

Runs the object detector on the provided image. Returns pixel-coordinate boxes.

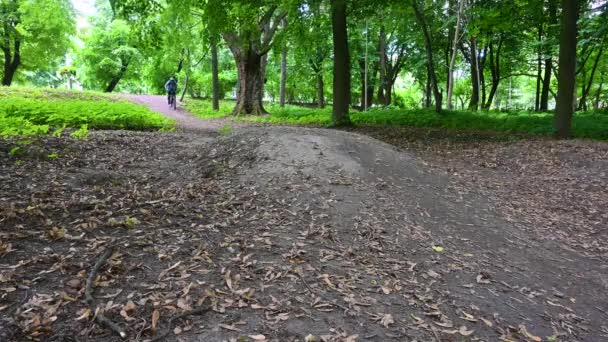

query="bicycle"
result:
[168,92,177,110]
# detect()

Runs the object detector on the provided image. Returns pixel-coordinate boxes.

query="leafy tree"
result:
[78,19,142,92]
[0,0,75,86]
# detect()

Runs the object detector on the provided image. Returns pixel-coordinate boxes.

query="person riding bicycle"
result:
[164,77,178,105]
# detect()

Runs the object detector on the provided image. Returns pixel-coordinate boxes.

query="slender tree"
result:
[331,0,351,126]
[412,0,443,113]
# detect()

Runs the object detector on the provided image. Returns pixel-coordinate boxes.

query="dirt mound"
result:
[1,128,606,342]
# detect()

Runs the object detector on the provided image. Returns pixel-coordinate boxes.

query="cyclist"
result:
[164,77,178,107]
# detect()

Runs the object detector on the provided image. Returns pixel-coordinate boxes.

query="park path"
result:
[128,95,254,133]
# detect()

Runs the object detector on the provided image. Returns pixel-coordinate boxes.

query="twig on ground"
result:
[295,271,350,312]
[84,245,127,339]
[150,305,212,342]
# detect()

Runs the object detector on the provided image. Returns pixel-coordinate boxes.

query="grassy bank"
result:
[186,99,608,140]
[1,87,174,138]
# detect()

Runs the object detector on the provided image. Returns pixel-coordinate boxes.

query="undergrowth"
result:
[1,87,174,138]
[186,99,608,140]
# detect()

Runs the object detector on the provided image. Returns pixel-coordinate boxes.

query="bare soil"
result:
[1,103,607,342]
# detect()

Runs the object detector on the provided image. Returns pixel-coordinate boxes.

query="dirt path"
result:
[2,125,607,342]
[129,95,255,133]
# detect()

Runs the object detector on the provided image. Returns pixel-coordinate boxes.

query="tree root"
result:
[84,245,127,339]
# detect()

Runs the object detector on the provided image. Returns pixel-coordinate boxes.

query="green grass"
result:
[1,87,174,138]
[186,99,608,140]
[184,99,234,118]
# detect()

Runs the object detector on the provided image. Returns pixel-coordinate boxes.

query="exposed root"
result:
[84,245,127,339]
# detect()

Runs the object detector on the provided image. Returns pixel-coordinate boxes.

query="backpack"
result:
[166,80,177,92]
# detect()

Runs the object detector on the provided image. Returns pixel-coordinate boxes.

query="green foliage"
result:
[184,99,233,118]
[0,87,174,138]
[0,0,76,81]
[186,99,608,140]
[77,19,143,92]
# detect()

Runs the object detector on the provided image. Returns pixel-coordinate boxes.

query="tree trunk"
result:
[180,71,189,102]
[279,45,288,107]
[317,72,325,108]
[359,58,366,109]
[483,39,502,110]
[594,73,604,109]
[447,0,465,110]
[312,58,326,109]
[412,0,442,113]
[105,62,128,93]
[479,45,487,107]
[578,45,604,111]
[535,24,543,111]
[385,79,394,106]
[554,0,579,138]
[211,40,220,111]
[541,0,557,111]
[377,26,387,106]
[228,46,266,116]
[331,0,351,126]
[231,48,267,115]
[468,38,480,110]
[2,39,21,86]
[425,70,432,108]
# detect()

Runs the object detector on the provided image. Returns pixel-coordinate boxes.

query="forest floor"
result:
[0,97,607,342]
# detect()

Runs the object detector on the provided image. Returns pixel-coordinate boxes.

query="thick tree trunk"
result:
[554,0,579,138]
[468,38,480,110]
[279,46,287,107]
[541,0,558,111]
[331,0,351,126]
[385,80,394,106]
[232,49,267,115]
[377,26,387,106]
[447,0,465,110]
[211,41,220,111]
[412,0,442,113]
[2,39,21,86]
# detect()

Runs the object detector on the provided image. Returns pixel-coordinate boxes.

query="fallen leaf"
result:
[480,317,493,327]
[151,309,160,331]
[248,335,267,341]
[518,324,541,341]
[174,326,183,335]
[459,326,474,336]
[432,246,444,252]
[380,313,394,328]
